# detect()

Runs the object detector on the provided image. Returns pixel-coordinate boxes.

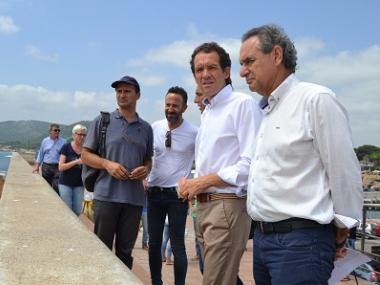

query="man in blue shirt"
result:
[82,75,153,269]
[33,123,66,193]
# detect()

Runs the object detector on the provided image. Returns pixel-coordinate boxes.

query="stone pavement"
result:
[131,215,253,285]
[80,214,371,285]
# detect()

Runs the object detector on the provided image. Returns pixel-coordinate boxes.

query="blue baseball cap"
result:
[111,75,140,92]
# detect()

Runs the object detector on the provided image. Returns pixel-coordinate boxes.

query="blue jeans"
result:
[58,184,84,216]
[148,188,188,285]
[253,224,335,285]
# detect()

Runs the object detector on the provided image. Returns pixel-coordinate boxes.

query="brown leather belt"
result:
[197,192,245,203]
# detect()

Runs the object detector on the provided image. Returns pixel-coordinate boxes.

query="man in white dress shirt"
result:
[179,42,262,285]
[239,24,363,285]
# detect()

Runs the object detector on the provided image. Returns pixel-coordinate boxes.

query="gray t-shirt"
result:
[84,110,153,206]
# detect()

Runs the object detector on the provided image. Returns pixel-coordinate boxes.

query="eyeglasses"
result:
[52,129,60,132]
[165,130,171,148]
[75,133,87,137]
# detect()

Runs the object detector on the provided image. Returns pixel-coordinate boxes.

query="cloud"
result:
[294,37,325,59]
[298,45,380,87]
[25,45,59,62]
[137,74,167,87]
[295,45,380,146]
[0,15,19,34]
[123,32,380,146]
[0,84,114,124]
[127,37,242,71]
[127,40,198,69]
[1,28,379,146]
[127,24,218,69]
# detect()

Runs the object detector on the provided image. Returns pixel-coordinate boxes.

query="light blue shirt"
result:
[36,136,67,164]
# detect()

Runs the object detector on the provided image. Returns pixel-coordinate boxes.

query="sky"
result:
[0,0,379,147]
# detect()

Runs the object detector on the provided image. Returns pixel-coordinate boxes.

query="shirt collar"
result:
[114,109,142,124]
[259,74,299,114]
[204,84,232,108]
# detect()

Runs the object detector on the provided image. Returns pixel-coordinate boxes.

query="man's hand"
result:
[178,177,205,201]
[335,227,350,259]
[143,178,148,193]
[178,173,231,201]
[32,164,39,174]
[129,166,149,181]
[104,160,131,180]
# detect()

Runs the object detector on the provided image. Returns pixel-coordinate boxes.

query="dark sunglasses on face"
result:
[52,129,60,132]
[165,130,171,148]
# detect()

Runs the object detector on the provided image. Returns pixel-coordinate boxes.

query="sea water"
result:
[0,151,12,177]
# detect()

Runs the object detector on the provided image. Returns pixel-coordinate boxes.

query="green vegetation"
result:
[355,145,380,170]
[1,120,379,171]
[0,120,91,150]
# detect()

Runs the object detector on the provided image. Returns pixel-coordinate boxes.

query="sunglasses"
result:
[165,130,171,148]
[52,129,61,132]
[75,133,87,137]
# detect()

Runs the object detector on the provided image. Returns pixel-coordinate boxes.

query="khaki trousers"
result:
[196,198,250,285]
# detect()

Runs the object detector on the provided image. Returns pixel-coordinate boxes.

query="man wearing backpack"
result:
[81,75,153,269]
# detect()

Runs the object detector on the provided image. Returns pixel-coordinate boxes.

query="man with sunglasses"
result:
[146,86,197,285]
[33,123,67,193]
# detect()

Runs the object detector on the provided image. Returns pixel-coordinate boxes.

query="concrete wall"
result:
[0,153,143,285]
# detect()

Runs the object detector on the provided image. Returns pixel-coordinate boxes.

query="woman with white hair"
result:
[58,124,87,215]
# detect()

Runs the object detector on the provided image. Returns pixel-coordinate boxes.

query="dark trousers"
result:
[93,199,142,269]
[148,188,188,285]
[253,224,335,285]
[41,163,59,193]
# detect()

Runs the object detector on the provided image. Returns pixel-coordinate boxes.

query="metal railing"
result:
[360,203,380,261]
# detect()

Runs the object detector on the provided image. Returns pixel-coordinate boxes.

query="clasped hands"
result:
[105,160,148,181]
[177,177,203,201]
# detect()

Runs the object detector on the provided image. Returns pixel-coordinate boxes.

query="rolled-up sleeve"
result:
[217,99,262,187]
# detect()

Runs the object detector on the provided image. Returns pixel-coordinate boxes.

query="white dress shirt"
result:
[196,84,262,196]
[148,119,197,187]
[247,74,363,227]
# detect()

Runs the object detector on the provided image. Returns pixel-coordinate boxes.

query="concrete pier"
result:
[0,152,143,285]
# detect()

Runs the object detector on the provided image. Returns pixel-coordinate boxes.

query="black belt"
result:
[43,163,58,166]
[256,218,330,234]
[148,186,177,193]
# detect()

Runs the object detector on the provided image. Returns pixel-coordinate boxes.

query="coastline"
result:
[0,175,3,198]
[0,150,35,197]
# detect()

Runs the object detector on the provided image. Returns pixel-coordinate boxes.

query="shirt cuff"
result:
[334,214,360,229]
[217,167,238,186]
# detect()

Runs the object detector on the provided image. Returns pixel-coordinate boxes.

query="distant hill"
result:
[0,120,91,150]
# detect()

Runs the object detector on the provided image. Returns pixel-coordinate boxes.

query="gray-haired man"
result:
[240,24,363,285]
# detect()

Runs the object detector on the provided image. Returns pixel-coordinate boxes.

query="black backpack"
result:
[82,111,110,192]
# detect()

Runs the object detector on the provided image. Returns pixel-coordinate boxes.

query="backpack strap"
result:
[98,111,110,157]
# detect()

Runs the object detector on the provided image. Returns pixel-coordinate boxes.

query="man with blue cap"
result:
[82,75,153,269]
